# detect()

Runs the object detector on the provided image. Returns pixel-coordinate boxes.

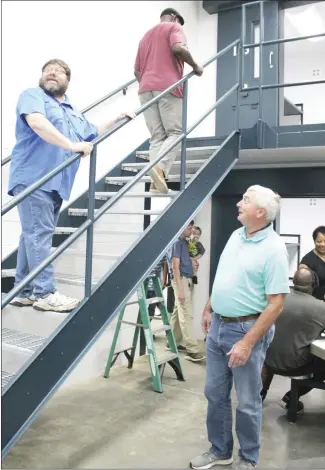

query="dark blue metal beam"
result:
[1,132,239,456]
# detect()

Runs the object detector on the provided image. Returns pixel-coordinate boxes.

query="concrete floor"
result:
[2,336,325,469]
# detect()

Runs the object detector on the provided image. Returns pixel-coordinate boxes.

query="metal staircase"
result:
[2,0,325,458]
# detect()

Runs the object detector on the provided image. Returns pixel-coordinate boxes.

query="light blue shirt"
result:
[9,87,98,201]
[211,224,290,317]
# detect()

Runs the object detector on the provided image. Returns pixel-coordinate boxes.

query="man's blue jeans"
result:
[12,185,62,299]
[205,313,274,465]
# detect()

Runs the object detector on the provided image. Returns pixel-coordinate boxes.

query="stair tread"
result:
[95,191,179,199]
[1,370,14,388]
[2,327,45,353]
[105,175,192,182]
[68,208,162,216]
[136,146,218,159]
[122,159,205,169]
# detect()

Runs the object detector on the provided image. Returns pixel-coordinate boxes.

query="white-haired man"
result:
[190,185,290,470]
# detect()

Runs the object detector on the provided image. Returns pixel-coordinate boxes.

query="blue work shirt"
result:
[211,224,290,317]
[168,238,194,279]
[8,87,98,201]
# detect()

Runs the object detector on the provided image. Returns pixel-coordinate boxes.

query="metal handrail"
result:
[1,77,137,167]
[1,38,241,309]
[243,32,325,48]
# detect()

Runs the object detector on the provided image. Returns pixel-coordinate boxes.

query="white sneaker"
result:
[10,295,36,307]
[33,291,80,312]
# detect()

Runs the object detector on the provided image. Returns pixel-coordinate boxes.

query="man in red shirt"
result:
[134,8,203,193]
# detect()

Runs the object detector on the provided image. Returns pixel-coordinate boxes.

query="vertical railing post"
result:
[257,0,265,148]
[241,3,246,90]
[84,146,97,298]
[180,80,188,191]
[236,40,242,132]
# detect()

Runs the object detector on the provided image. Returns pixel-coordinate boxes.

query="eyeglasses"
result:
[43,67,67,75]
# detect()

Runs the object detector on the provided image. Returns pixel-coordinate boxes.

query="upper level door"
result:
[215,1,280,138]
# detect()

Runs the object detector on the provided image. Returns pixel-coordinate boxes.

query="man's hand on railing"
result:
[117,111,136,121]
[193,63,204,77]
[70,141,93,157]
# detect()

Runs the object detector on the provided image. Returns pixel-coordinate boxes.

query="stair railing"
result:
[1,37,241,309]
[1,78,137,167]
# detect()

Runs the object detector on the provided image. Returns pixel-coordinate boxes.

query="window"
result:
[253,23,260,79]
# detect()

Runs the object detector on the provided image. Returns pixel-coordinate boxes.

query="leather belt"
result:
[220,313,261,323]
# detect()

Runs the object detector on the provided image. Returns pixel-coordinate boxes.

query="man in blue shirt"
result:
[9,59,134,313]
[168,220,205,362]
[190,185,290,470]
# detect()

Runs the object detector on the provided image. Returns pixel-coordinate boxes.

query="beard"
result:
[39,77,68,97]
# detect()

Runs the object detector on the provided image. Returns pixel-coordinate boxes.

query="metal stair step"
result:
[95,191,179,200]
[54,227,78,235]
[156,352,178,366]
[68,208,162,217]
[122,159,206,172]
[136,146,218,160]
[105,175,192,185]
[2,327,45,353]
[2,371,14,389]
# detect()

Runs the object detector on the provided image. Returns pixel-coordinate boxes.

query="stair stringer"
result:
[1,131,239,456]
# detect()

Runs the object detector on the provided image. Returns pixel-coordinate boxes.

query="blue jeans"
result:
[205,313,274,465]
[12,184,62,298]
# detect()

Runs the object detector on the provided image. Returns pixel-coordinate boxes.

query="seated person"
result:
[299,225,325,301]
[187,225,205,285]
[261,267,325,412]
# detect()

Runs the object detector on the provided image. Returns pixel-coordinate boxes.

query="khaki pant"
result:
[171,278,199,354]
[139,91,182,177]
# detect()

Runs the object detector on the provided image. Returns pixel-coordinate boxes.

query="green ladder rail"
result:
[103,276,185,393]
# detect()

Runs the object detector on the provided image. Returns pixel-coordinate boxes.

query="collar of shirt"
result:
[238,223,273,243]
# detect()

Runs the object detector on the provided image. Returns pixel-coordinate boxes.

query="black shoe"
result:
[280,394,304,413]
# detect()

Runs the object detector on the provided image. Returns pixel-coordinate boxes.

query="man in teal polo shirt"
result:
[190,185,290,470]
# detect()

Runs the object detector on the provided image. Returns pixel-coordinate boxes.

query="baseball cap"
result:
[160,8,185,26]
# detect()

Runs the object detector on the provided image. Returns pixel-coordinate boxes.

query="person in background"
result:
[9,59,134,313]
[168,220,205,362]
[190,185,289,470]
[299,225,325,301]
[261,266,325,413]
[134,8,203,194]
[187,225,205,285]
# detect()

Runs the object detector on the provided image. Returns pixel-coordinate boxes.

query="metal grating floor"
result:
[2,371,14,388]
[2,328,45,352]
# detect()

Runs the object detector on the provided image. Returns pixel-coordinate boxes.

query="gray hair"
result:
[247,185,281,222]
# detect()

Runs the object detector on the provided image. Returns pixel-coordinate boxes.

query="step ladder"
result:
[103,276,185,393]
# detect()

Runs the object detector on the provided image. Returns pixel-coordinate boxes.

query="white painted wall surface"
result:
[1,0,217,258]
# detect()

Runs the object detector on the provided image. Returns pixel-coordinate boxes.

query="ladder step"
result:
[120,320,144,327]
[152,325,171,334]
[146,297,164,305]
[113,346,135,356]
[156,352,178,366]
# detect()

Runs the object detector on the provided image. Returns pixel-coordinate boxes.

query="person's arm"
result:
[201,297,213,335]
[227,248,290,368]
[172,257,185,303]
[96,111,135,136]
[134,44,141,82]
[26,113,93,156]
[162,261,168,288]
[134,70,141,82]
[169,24,203,76]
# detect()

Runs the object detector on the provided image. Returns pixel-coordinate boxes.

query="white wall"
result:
[283,4,325,124]
[1,0,218,258]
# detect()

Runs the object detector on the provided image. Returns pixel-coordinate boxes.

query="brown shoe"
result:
[148,166,168,194]
[185,352,206,362]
